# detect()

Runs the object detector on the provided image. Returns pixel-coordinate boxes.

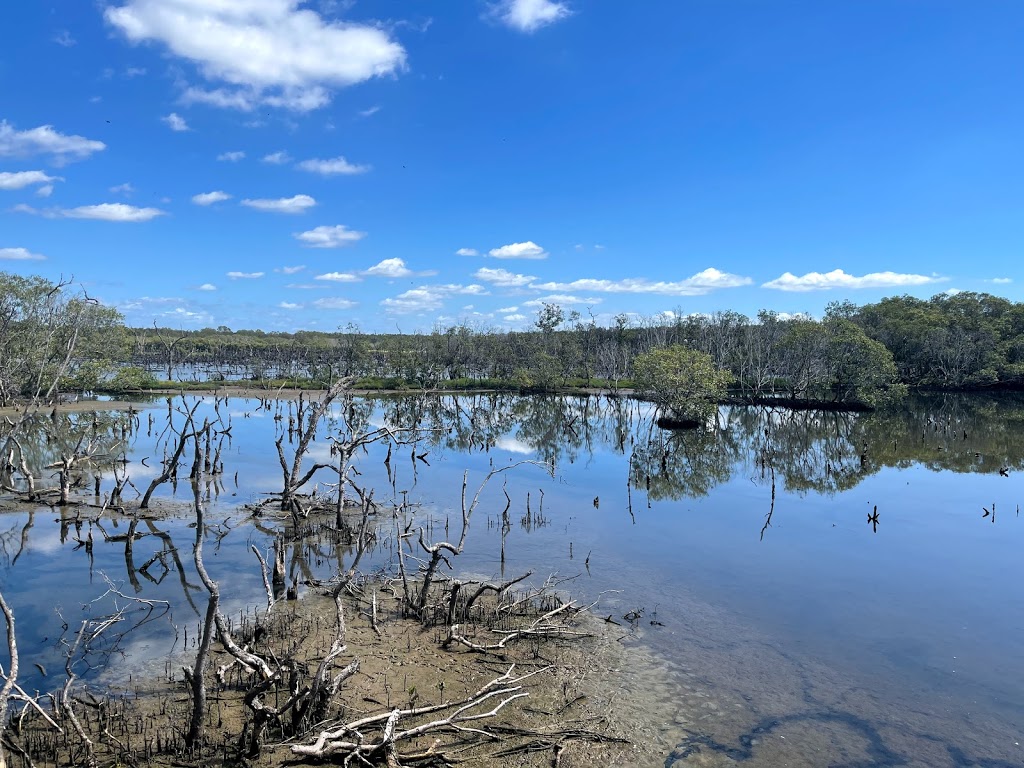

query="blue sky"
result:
[2,1,1023,333]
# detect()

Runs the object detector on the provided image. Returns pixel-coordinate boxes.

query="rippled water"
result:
[1,392,1022,766]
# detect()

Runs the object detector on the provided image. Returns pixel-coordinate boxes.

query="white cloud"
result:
[262,150,291,164]
[241,194,316,213]
[0,120,106,164]
[358,106,380,117]
[36,184,54,197]
[197,283,217,291]
[105,0,407,112]
[503,313,526,322]
[523,294,602,307]
[315,271,360,282]
[17,202,166,222]
[109,182,134,195]
[364,258,410,278]
[296,155,370,175]
[488,240,547,259]
[313,297,357,310]
[53,30,76,47]
[0,170,62,190]
[381,284,487,314]
[762,269,946,292]
[0,247,46,261]
[125,66,147,77]
[278,301,302,309]
[227,271,264,279]
[185,86,259,111]
[497,306,519,313]
[988,277,1013,285]
[533,269,753,296]
[456,247,479,257]
[192,190,232,205]
[217,150,245,161]
[496,0,571,32]
[474,267,536,287]
[294,224,365,247]
[275,265,305,274]
[162,112,190,131]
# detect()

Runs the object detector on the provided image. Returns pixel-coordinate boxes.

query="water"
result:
[0,392,1022,766]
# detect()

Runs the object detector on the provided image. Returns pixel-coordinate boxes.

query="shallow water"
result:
[1,392,1022,766]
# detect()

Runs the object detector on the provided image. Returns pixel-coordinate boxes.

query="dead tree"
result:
[275,378,353,512]
[140,400,201,508]
[0,589,17,768]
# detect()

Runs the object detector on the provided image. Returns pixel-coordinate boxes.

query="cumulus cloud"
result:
[105,0,407,112]
[456,247,479,257]
[314,297,357,310]
[294,224,365,247]
[523,294,602,307]
[497,306,519,313]
[488,240,547,259]
[197,283,217,291]
[15,202,165,222]
[262,150,291,164]
[474,267,536,287]
[275,265,305,274]
[217,150,245,161]
[162,112,190,131]
[503,313,526,322]
[278,301,302,309]
[381,284,487,313]
[0,247,46,261]
[496,0,571,32]
[988,277,1013,285]
[227,271,264,279]
[762,269,946,292]
[192,190,232,205]
[533,268,752,296]
[362,258,437,279]
[0,120,105,164]
[241,194,315,213]
[0,170,62,190]
[315,271,360,282]
[296,155,370,175]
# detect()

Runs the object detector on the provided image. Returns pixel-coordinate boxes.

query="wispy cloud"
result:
[53,30,76,47]
[762,269,946,292]
[279,301,302,310]
[275,265,305,275]
[262,150,292,164]
[109,182,134,195]
[358,106,381,117]
[381,284,487,313]
[0,247,46,261]
[0,120,105,164]
[315,271,360,283]
[192,190,232,205]
[313,297,357,310]
[523,294,602,307]
[241,194,316,214]
[0,170,62,190]
[488,241,547,259]
[474,267,536,287]
[217,150,245,162]
[14,202,165,222]
[227,271,264,279]
[161,112,190,131]
[533,269,752,296]
[456,247,479,256]
[294,224,366,247]
[296,155,371,175]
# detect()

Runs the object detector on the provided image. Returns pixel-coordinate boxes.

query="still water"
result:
[0,392,1021,766]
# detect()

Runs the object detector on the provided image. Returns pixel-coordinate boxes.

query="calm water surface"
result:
[1,392,1022,766]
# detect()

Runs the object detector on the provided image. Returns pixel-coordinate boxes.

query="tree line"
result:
[5,270,1024,408]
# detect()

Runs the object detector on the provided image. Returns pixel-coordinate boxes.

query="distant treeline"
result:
[3,269,1022,407]
[124,292,1024,404]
